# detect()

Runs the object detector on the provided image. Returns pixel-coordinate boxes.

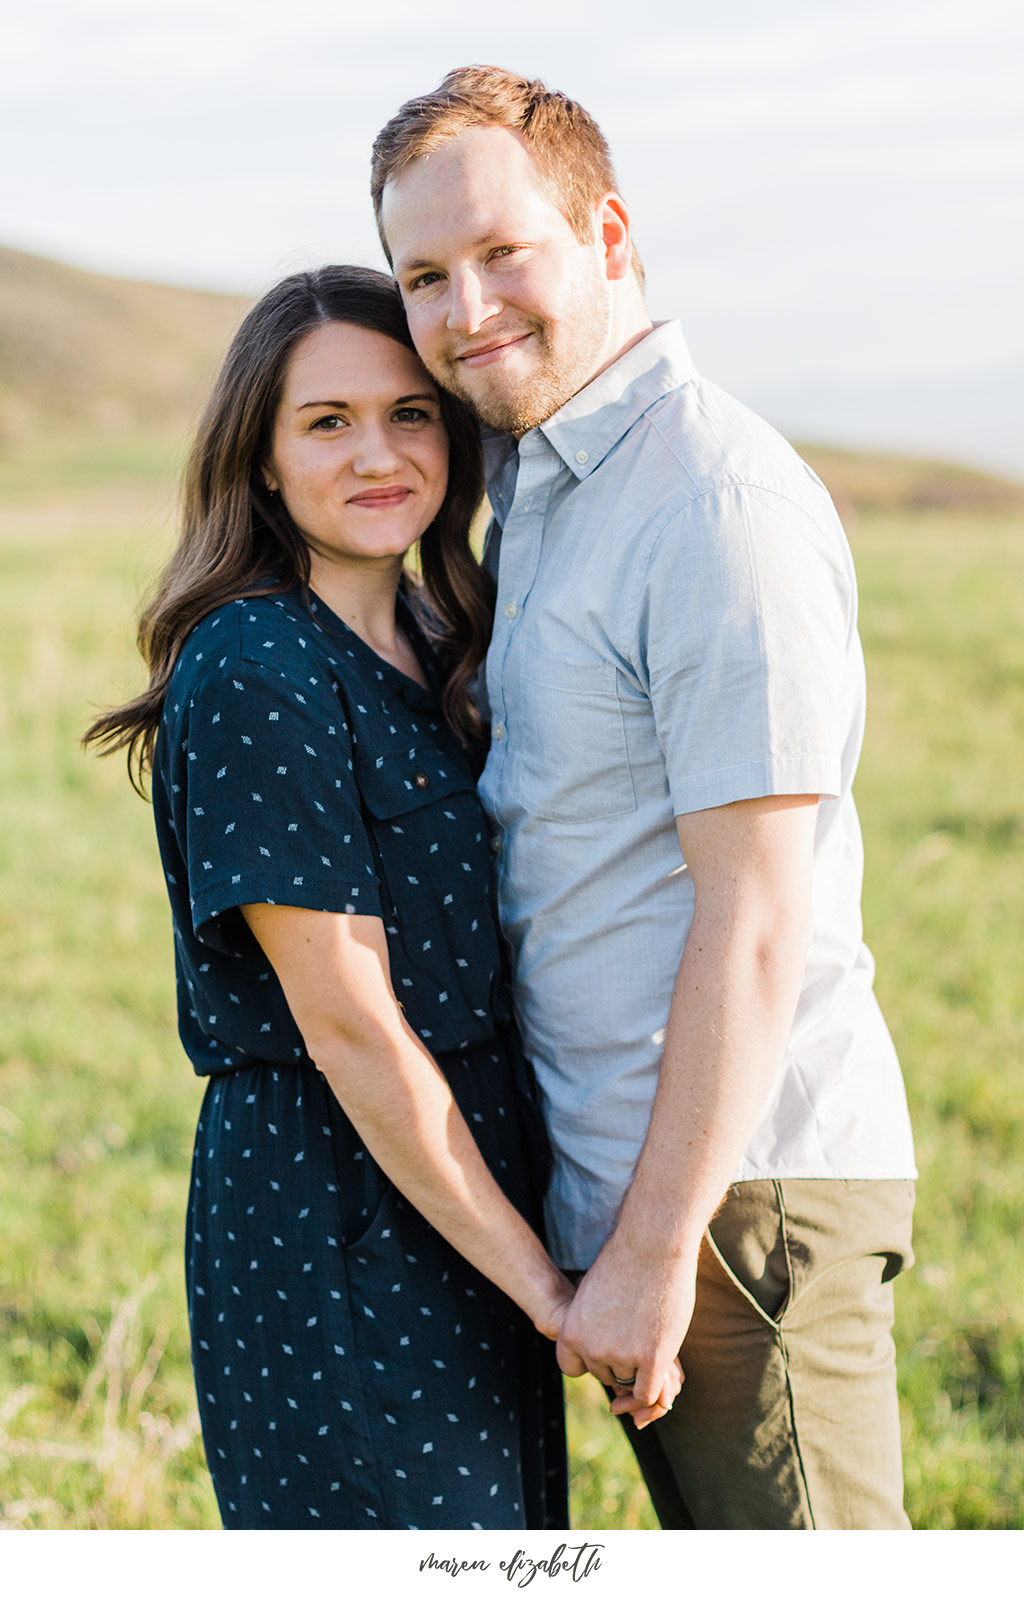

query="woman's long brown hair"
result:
[84,265,493,790]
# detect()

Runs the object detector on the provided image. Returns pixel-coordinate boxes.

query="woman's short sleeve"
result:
[177,659,382,950]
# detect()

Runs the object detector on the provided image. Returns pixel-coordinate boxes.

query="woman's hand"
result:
[607,1358,684,1428]
[530,1272,578,1343]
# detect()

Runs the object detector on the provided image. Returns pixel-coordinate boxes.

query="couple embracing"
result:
[89,65,916,1531]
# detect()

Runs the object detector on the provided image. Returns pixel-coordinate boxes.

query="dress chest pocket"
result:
[515,651,637,823]
[355,746,493,928]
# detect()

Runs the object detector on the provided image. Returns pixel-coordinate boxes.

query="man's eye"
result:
[409,271,442,292]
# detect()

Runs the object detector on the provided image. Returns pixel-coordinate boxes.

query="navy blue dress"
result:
[152,585,568,1530]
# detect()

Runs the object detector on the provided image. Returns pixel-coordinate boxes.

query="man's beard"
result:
[435,291,613,435]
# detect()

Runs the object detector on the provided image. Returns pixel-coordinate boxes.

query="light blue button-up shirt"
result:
[478,322,916,1270]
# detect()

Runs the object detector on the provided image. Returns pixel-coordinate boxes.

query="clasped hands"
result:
[544,1245,694,1430]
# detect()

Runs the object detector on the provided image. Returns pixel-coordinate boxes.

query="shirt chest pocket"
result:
[515,651,637,822]
[355,747,493,929]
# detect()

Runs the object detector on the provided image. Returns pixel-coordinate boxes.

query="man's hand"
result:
[556,1237,694,1428]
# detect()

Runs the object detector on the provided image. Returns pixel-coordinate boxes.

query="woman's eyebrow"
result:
[296,392,437,411]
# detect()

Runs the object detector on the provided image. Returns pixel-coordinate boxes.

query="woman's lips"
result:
[347,487,413,507]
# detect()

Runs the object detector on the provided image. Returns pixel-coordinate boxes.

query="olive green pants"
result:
[620,1178,915,1529]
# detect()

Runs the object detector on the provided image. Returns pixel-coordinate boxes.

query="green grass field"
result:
[0,443,1021,1529]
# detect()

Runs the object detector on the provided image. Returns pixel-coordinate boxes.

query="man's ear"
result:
[599,194,633,282]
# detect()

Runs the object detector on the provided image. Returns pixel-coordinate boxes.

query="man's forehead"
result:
[381,126,557,258]
[391,123,538,185]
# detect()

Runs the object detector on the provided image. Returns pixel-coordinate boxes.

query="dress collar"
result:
[305,585,441,711]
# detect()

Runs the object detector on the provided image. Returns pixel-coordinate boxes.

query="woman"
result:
[84,265,576,1530]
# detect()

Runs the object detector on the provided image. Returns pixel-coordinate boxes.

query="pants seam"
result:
[776,1180,816,1530]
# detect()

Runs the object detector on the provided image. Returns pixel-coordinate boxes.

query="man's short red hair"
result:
[371,64,643,282]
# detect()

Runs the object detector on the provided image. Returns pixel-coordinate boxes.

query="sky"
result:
[3,0,1023,476]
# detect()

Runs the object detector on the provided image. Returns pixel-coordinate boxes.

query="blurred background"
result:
[3,0,1024,473]
[1,0,1022,1532]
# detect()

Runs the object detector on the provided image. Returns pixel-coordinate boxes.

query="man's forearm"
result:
[555,795,818,1405]
[613,884,811,1264]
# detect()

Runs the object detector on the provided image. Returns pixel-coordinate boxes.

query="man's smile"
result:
[455,332,533,367]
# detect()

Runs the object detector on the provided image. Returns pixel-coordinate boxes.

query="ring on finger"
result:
[611,1370,638,1387]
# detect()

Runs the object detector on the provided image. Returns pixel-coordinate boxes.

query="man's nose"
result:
[446,268,500,335]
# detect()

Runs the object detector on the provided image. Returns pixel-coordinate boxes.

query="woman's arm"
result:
[242,901,574,1338]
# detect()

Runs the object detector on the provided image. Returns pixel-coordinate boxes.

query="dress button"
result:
[492,720,506,741]
[412,771,430,789]
[503,601,519,619]
[575,449,589,465]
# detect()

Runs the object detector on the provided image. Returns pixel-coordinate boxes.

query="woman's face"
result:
[264,321,449,582]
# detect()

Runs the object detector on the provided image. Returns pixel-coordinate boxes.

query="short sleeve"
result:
[177,659,382,949]
[640,483,854,816]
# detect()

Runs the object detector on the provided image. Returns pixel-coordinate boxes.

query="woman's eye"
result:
[393,407,431,424]
[310,415,344,431]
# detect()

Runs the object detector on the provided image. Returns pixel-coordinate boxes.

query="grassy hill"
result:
[2,244,1022,518]
[0,246,246,447]
[796,442,1024,517]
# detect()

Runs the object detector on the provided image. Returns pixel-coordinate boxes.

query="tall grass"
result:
[0,454,1021,1528]
[854,511,1024,1528]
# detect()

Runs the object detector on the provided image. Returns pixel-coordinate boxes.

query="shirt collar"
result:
[481,426,517,511]
[533,320,697,478]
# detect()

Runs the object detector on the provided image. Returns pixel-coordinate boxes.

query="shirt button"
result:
[490,834,502,855]
[503,601,519,619]
[412,771,430,789]
[575,449,589,465]
[492,720,506,741]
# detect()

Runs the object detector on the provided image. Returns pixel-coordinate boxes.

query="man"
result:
[371,66,916,1530]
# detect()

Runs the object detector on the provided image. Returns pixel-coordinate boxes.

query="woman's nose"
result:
[352,421,403,476]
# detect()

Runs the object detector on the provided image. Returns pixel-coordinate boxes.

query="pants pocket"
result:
[706,1180,792,1326]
